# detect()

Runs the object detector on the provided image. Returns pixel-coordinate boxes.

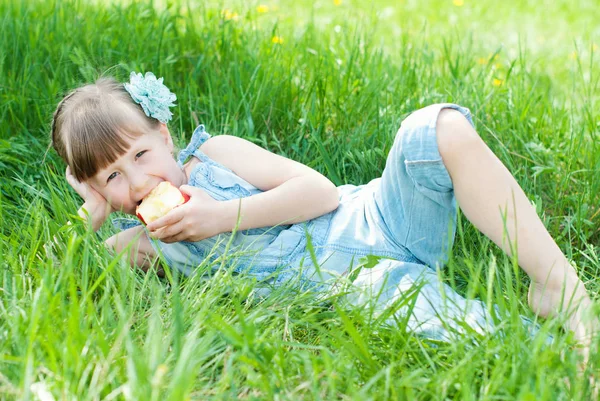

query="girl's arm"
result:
[146,174,339,243]
[218,174,339,232]
[75,201,111,232]
[105,226,164,276]
[199,134,340,231]
[66,166,113,232]
[146,135,339,242]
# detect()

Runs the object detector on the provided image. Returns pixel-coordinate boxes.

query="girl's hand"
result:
[66,167,104,205]
[65,166,113,230]
[146,185,227,243]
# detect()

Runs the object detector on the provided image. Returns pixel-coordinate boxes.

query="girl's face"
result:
[87,124,187,215]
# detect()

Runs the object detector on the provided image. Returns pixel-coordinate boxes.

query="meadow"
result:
[1,0,600,399]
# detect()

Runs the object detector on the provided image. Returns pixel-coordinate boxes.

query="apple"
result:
[136,181,190,225]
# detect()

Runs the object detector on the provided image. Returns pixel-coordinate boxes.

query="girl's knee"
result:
[436,108,481,160]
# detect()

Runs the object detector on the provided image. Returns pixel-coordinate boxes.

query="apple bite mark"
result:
[136,181,189,225]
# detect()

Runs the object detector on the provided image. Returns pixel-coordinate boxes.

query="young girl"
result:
[51,72,596,354]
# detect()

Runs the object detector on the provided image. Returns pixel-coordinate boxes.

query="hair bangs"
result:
[66,97,157,182]
[52,76,162,183]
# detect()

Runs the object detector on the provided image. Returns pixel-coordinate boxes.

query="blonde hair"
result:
[51,76,162,182]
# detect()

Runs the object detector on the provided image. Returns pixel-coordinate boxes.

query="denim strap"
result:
[177,124,212,168]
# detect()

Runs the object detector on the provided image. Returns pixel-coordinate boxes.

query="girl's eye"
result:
[135,150,147,160]
[107,172,118,182]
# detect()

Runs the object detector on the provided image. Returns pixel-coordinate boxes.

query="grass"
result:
[1,0,600,399]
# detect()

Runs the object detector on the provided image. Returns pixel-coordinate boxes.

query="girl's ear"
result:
[158,123,174,152]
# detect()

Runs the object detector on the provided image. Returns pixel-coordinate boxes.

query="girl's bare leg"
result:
[435,109,596,352]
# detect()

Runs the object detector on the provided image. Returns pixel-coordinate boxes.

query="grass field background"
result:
[1,0,600,399]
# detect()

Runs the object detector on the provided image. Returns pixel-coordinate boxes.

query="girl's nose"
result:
[129,170,150,197]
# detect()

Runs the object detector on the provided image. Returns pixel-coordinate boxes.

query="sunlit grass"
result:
[1,0,599,399]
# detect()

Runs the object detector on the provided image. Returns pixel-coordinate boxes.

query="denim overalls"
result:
[113,103,548,343]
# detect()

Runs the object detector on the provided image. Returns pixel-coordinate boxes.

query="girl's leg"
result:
[435,109,595,347]
[345,258,551,343]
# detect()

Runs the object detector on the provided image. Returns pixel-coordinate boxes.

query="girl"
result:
[51,72,596,355]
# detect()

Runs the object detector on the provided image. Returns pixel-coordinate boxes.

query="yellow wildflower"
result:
[257,5,269,13]
[222,9,239,21]
[272,36,284,44]
[593,44,599,52]
[492,78,503,87]
[334,0,343,5]
[476,57,487,65]
[569,51,578,60]
[453,0,464,6]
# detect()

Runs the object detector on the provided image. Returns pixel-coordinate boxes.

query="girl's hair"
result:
[51,76,162,182]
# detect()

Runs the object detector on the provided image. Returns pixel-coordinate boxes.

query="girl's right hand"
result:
[66,166,113,230]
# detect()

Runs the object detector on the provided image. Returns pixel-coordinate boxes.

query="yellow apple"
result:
[136,181,189,225]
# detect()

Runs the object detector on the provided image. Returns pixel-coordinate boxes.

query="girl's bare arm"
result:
[105,226,164,276]
[201,135,340,231]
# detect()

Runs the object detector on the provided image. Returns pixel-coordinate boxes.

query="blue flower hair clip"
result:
[124,71,177,123]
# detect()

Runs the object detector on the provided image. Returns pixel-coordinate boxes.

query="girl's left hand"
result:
[146,185,227,243]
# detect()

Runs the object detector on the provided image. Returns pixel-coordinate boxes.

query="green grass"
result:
[1,0,600,399]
